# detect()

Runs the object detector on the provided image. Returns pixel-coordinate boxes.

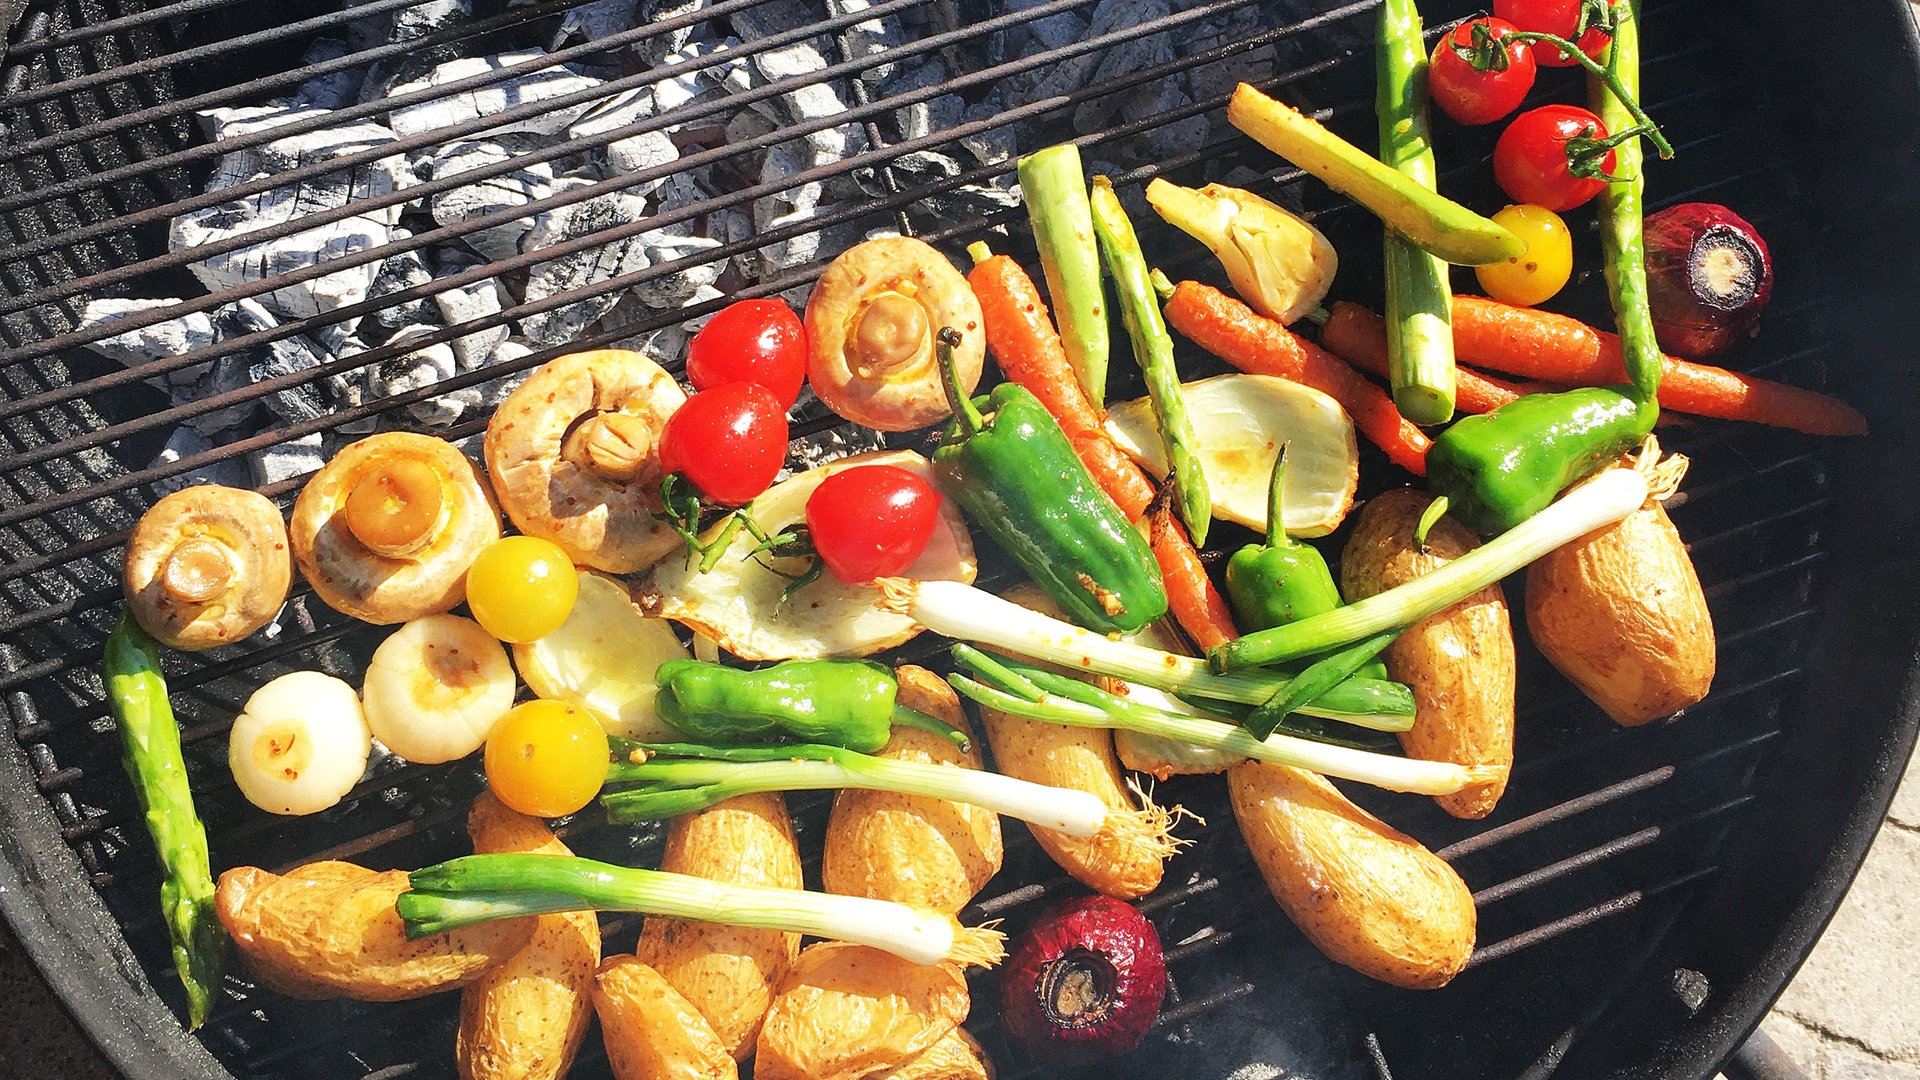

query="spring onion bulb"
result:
[1209,467,1651,672]
[947,649,1501,797]
[399,854,1004,968]
[872,578,1415,731]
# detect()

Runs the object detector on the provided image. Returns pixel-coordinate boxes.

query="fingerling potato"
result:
[593,955,738,1080]
[754,941,970,1080]
[874,1027,994,1080]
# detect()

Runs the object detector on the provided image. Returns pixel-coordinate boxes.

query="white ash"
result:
[367,327,464,427]
[290,39,364,111]
[732,1,868,169]
[517,190,656,346]
[391,0,469,42]
[822,0,906,85]
[879,58,962,143]
[631,0,707,66]
[959,96,1018,168]
[423,138,588,262]
[555,0,638,48]
[651,38,756,114]
[146,427,250,497]
[568,86,680,185]
[194,102,327,143]
[629,172,727,307]
[75,299,215,366]
[250,431,327,488]
[360,240,441,345]
[752,144,828,273]
[428,259,511,371]
[211,299,332,427]
[321,338,381,435]
[706,206,757,277]
[609,281,725,366]
[387,52,606,141]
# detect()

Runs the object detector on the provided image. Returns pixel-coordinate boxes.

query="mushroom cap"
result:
[805,236,985,432]
[483,349,686,574]
[290,433,502,625]
[124,485,292,651]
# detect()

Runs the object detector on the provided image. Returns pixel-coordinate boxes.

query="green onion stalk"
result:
[398,855,1005,967]
[1377,0,1456,425]
[1018,143,1109,407]
[873,577,1416,731]
[946,646,1501,797]
[1089,175,1212,547]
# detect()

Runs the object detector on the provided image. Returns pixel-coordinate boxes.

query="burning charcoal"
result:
[76,299,216,367]
[249,432,327,489]
[149,427,253,497]
[367,328,465,427]
[391,0,469,42]
[388,52,607,140]
[211,299,333,427]
[569,87,679,185]
[1118,80,1208,163]
[752,145,827,274]
[172,353,260,440]
[880,59,961,143]
[362,241,441,345]
[823,0,906,84]
[556,0,639,47]
[960,97,1018,168]
[733,2,869,169]
[1072,30,1174,134]
[429,262,512,371]
[425,139,588,261]
[428,361,533,429]
[633,0,707,66]
[611,282,724,365]
[629,173,727,308]
[1024,0,1168,105]
[323,337,381,435]
[518,191,655,346]
[292,40,363,110]
[891,151,1022,222]
[651,38,757,113]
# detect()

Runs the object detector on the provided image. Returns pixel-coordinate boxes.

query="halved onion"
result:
[362,614,516,764]
[645,450,976,661]
[514,571,689,740]
[1105,373,1357,538]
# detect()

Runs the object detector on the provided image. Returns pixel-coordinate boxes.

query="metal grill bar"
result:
[2,0,254,57]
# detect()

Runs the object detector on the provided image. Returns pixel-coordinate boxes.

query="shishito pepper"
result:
[654,658,964,753]
[932,327,1168,634]
[1425,386,1657,535]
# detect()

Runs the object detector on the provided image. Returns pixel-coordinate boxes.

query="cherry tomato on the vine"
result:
[804,465,943,585]
[1475,204,1575,307]
[685,299,807,409]
[466,535,579,643]
[484,699,609,818]
[1429,18,1536,127]
[658,382,789,506]
[1494,0,1616,68]
[1493,104,1615,212]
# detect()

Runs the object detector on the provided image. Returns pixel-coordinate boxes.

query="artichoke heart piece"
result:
[1145,179,1337,325]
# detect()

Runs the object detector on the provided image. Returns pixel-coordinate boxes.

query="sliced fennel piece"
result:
[515,571,688,740]
[1144,179,1338,324]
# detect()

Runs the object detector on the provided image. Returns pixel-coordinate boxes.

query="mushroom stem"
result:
[345,458,447,558]
[571,412,656,485]
[161,537,236,604]
[850,289,932,380]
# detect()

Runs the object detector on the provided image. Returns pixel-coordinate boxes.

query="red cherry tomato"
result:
[685,299,807,409]
[804,465,943,585]
[658,383,789,506]
[1493,104,1615,212]
[1428,18,1536,127]
[1494,0,1616,68]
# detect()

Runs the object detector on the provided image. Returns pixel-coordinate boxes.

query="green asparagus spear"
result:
[1088,175,1211,547]
[103,612,223,1030]
[1589,1,1664,403]
[1018,144,1110,407]
[1377,0,1457,425]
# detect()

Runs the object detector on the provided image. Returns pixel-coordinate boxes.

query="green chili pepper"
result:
[654,658,967,753]
[1424,386,1657,536]
[103,612,223,1030]
[1224,444,1348,633]
[932,328,1168,634]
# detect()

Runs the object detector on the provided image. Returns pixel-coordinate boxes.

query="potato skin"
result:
[822,666,1002,913]
[754,942,970,1080]
[1526,497,1714,726]
[215,861,535,1001]
[634,792,802,1060]
[872,1028,994,1080]
[1228,760,1475,989]
[1341,488,1515,819]
[593,956,738,1080]
[456,793,601,1080]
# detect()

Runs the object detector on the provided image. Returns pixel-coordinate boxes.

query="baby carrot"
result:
[1148,478,1240,650]
[1162,280,1432,476]
[1320,301,1544,414]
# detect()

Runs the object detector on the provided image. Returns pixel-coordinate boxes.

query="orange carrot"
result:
[1447,295,1868,436]
[1163,281,1432,476]
[968,251,1238,646]
[1318,302,1538,415]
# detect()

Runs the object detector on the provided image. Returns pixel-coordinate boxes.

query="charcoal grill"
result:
[3,0,1918,1076]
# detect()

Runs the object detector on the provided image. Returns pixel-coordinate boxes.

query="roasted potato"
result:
[1228,760,1475,989]
[754,941,971,1080]
[822,666,1002,913]
[1526,471,1714,726]
[216,861,535,1001]
[873,1027,994,1080]
[1341,488,1515,819]
[634,791,803,1060]
[593,955,738,1080]
[456,793,601,1080]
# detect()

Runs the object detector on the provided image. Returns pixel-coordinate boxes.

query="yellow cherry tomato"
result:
[466,535,579,643]
[483,700,610,817]
[1475,203,1574,307]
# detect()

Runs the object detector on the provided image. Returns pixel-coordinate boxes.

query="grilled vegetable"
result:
[592,956,739,1080]
[1641,202,1773,358]
[1090,175,1210,545]
[1143,178,1337,325]
[660,381,790,507]
[1588,0,1663,401]
[514,571,691,741]
[464,535,580,644]
[755,941,972,1080]
[102,614,222,1029]
[483,700,610,818]
[1380,0,1458,425]
[1493,104,1616,212]
[1342,489,1516,818]
[999,895,1166,1063]
[362,614,516,765]
[1526,440,1714,725]
[1228,760,1475,989]
[229,670,372,816]
[1225,446,1350,633]
[805,236,985,432]
[871,1029,993,1080]
[1474,203,1575,306]
[686,297,807,409]
[216,860,535,1001]
[1424,386,1656,535]
[652,658,965,752]
[1427,17,1536,126]
[1227,82,1524,265]
[805,464,944,585]
[1019,143,1110,406]
[932,330,1167,635]
[123,486,290,651]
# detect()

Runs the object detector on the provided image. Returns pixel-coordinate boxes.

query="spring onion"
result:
[947,647,1501,796]
[872,577,1415,731]
[1209,466,1650,671]
[399,854,1004,967]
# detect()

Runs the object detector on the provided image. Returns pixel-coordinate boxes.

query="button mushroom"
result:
[805,237,985,432]
[290,432,502,625]
[484,350,687,574]
[123,485,292,650]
